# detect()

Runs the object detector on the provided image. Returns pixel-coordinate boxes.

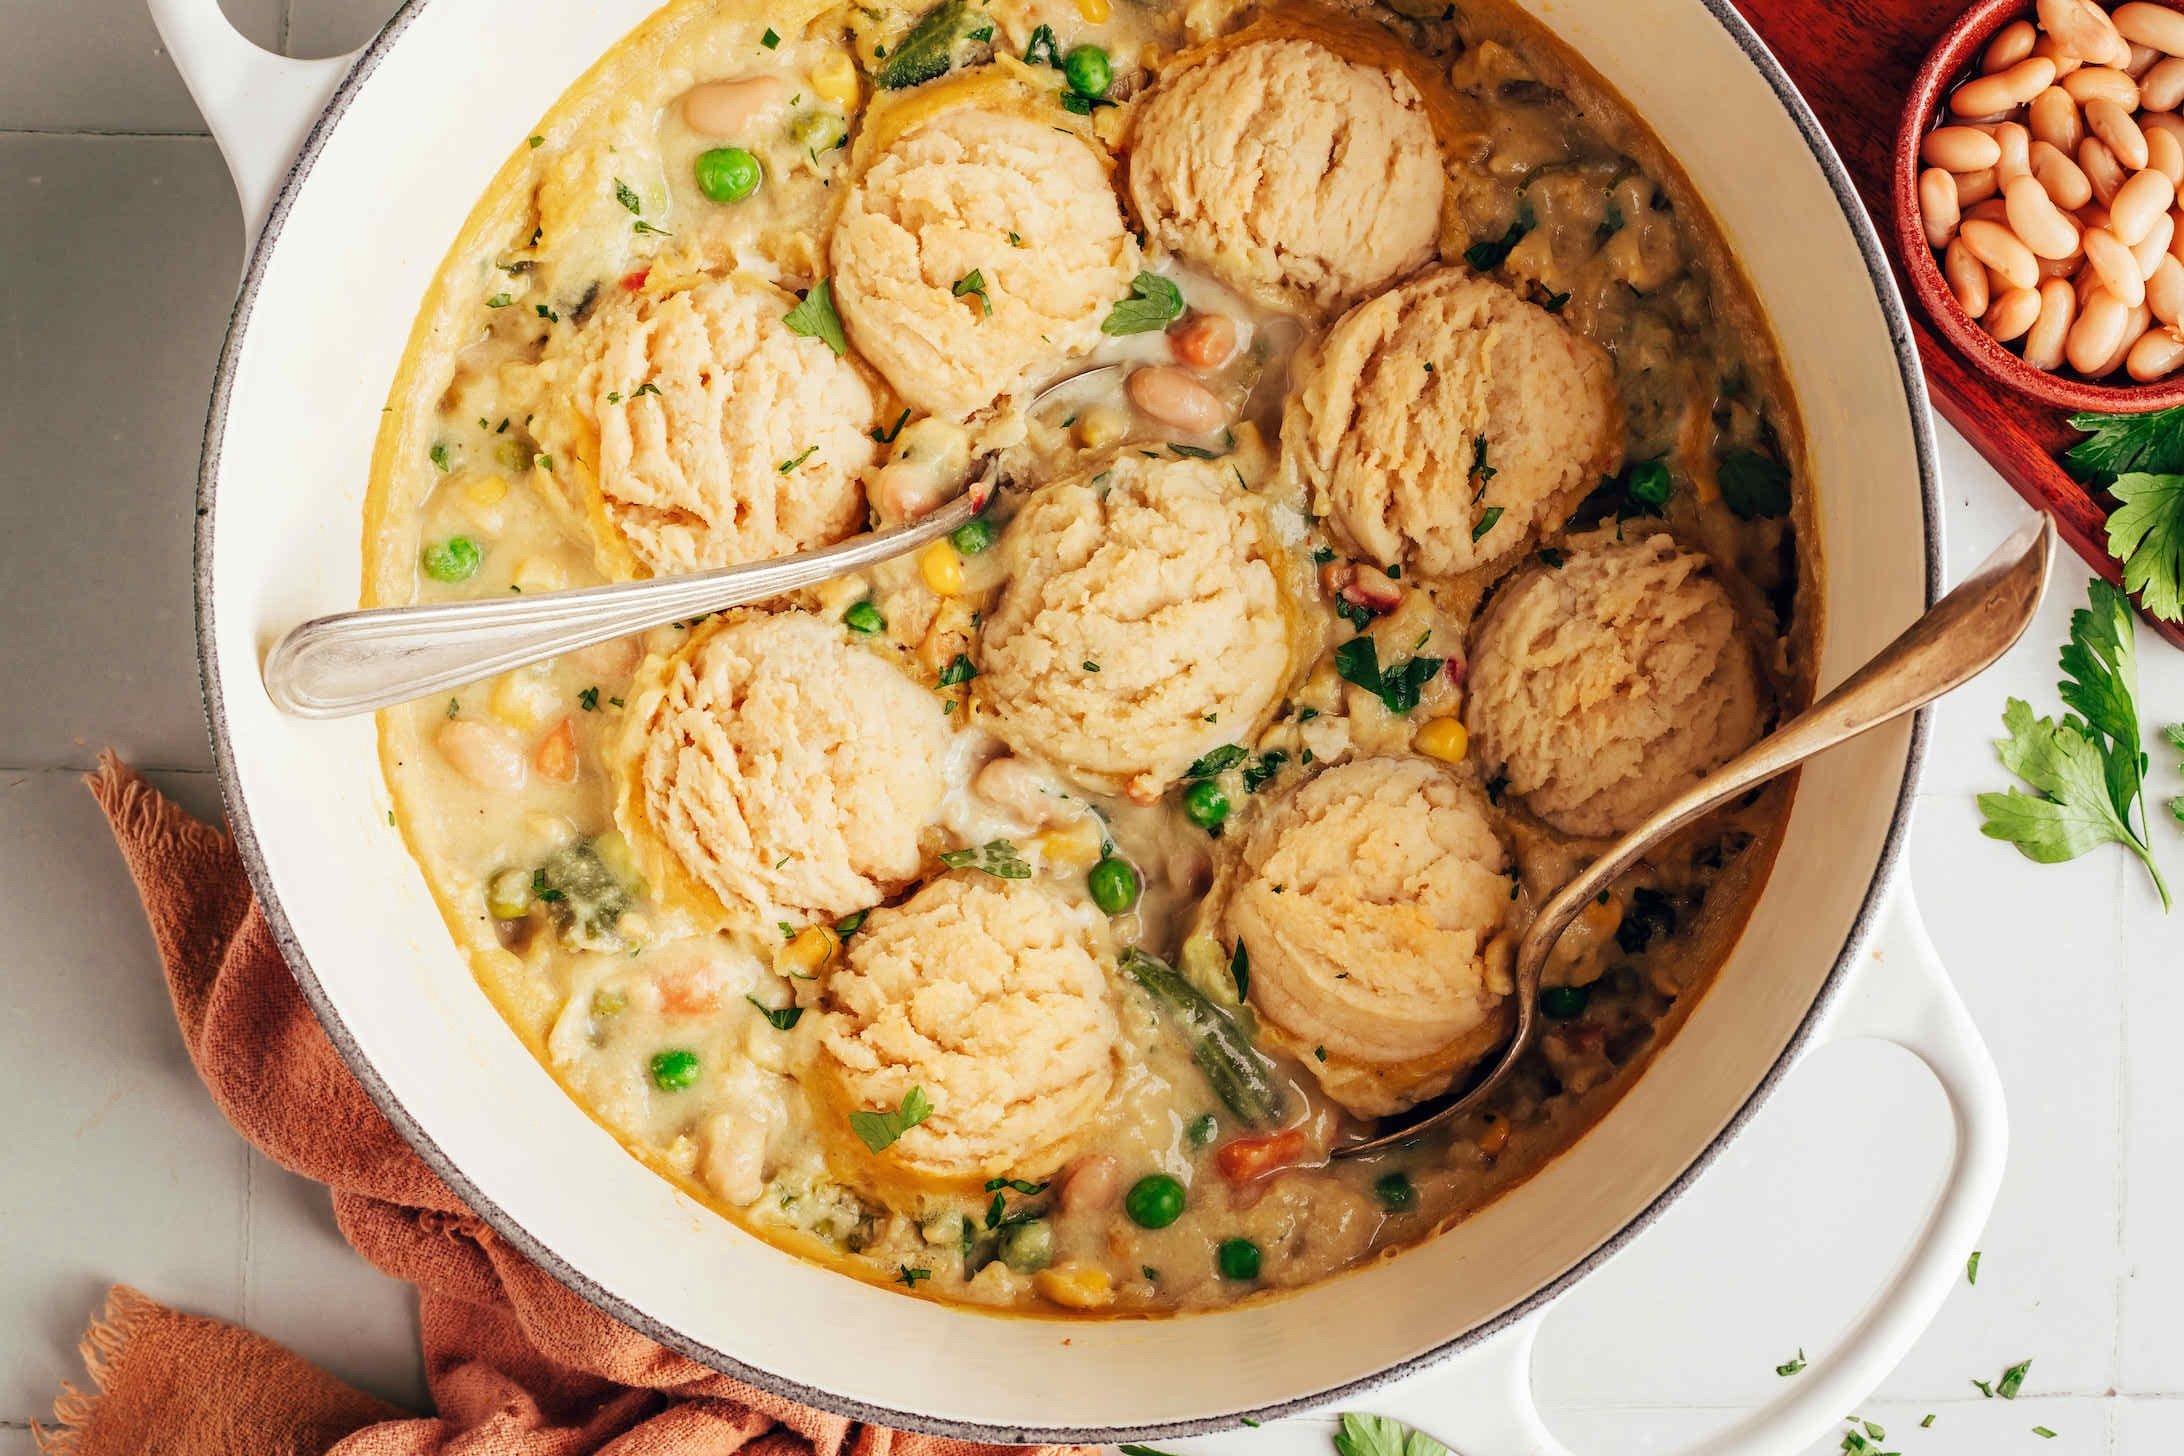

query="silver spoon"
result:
[263,466,993,718]
[1337,511,2055,1159]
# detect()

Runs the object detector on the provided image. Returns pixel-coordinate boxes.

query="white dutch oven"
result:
[156,0,2005,1450]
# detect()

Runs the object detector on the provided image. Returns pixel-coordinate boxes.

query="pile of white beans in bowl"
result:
[1920,0,2184,381]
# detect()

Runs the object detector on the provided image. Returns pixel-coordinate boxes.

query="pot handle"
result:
[146,0,364,248]
[1340,883,2006,1456]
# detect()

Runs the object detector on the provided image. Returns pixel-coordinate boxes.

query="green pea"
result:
[843,600,886,634]
[1216,1237,1261,1281]
[950,516,998,555]
[1626,459,1673,509]
[1063,45,1112,100]
[1124,1173,1186,1229]
[1087,856,1141,915]
[694,146,762,203]
[649,1048,701,1090]
[1373,1171,1416,1212]
[421,536,482,583]
[1540,984,1591,1019]
[1186,1113,1218,1147]
[1182,779,1231,831]
[998,1219,1054,1273]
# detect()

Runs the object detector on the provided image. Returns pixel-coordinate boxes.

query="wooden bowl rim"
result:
[1893,0,2184,413]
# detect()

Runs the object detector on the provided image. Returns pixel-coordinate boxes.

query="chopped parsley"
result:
[1541,289,1571,313]
[535,303,560,323]
[1023,23,1062,66]
[952,268,993,316]
[1774,1348,1806,1377]
[528,134,544,148]
[1243,750,1288,794]
[745,996,803,1031]
[612,178,643,215]
[1334,636,1444,716]
[896,1264,931,1286]
[985,1177,1049,1195]
[1083,659,1100,672]
[937,653,978,686]
[1967,1249,1981,1285]
[429,443,452,473]
[783,279,849,356]
[578,687,600,712]
[777,445,819,474]
[1101,271,1185,335]
[1169,440,1228,460]
[1185,744,1248,779]
[761,26,781,47]
[1718,446,1793,520]
[1471,506,1506,542]
[1463,200,1534,271]
[938,839,1032,879]
[485,292,512,308]
[2033,1427,2057,1439]
[1997,1358,2032,1399]
[1470,435,1497,489]
[1228,939,1250,1000]
[848,1087,933,1152]
[1538,547,1566,569]
[870,407,911,444]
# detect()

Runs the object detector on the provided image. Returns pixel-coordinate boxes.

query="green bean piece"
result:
[998,1219,1054,1272]
[1121,949,1285,1127]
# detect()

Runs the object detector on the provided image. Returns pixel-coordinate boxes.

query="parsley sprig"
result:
[848,1086,933,1152]
[1332,1413,1448,1456]
[1101,272,1185,335]
[783,279,848,356]
[1977,579,2171,910]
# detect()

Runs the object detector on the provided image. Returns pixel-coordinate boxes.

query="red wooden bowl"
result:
[1895,0,2184,412]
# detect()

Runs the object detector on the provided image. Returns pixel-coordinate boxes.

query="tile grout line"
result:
[0,127,211,139]
[2108,881,2133,1399]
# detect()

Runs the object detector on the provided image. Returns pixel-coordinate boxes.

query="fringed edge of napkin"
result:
[34,1285,160,1455]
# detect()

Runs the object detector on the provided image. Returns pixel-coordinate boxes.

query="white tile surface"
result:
[6,1,2184,1449]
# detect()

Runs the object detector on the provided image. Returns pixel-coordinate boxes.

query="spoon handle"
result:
[261,492,980,718]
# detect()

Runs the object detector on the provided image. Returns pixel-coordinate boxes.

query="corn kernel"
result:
[920,540,965,596]
[512,555,567,593]
[1476,1116,1511,1157]
[1074,0,1112,21]
[463,474,509,506]
[774,924,840,979]
[811,49,860,108]
[1035,1262,1115,1310]
[1414,716,1468,763]
[1075,404,1128,449]
[1036,815,1104,871]
[1579,894,1623,941]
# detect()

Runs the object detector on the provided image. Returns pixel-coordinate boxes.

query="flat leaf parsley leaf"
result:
[2065,405,2184,486]
[1101,271,1185,335]
[939,839,1031,879]
[952,268,992,316]
[1718,446,1793,520]
[1334,636,1444,716]
[848,1086,933,1153]
[1978,579,2171,910]
[1333,1413,1450,1456]
[783,279,848,356]
[2106,472,2184,622]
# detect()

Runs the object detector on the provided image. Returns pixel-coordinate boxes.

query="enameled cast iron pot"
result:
[155,0,2004,1449]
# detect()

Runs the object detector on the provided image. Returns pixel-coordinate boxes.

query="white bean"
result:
[1961,217,2042,289]
[2116,2,2184,57]
[974,756,1069,828]
[2099,302,2155,374]
[1947,238,1993,318]
[2034,32,2088,78]
[2143,109,2184,149]
[2148,124,2184,184]
[1987,18,2041,73]
[2030,85,2086,151]
[436,719,528,791]
[2111,166,2178,242]
[2062,65,2141,108]
[2006,174,2083,256]
[2142,55,2184,109]
[1985,285,2045,341]
[2044,0,2129,62]
[2130,41,2166,78]
[1996,121,2035,182]
[1922,168,1964,248]
[2082,134,2131,202]
[1965,196,2013,226]
[2149,253,2184,322]
[2024,277,2080,367]
[1125,366,1226,433]
[1957,166,2003,205]
[2130,323,2184,377]
[680,75,791,137]
[1923,124,2005,171]
[2031,139,2096,207]
[1058,1155,1121,1214]
[2086,224,2150,303]
[2137,209,2178,276]
[2068,286,2133,370]
[1957,57,2062,114]
[2088,97,2151,167]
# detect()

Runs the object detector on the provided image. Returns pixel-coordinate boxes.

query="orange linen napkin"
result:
[42,756,1080,1456]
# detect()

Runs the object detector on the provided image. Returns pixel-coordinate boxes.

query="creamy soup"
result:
[367,0,1818,1315]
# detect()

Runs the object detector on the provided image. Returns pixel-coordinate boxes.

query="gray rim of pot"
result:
[190,1,1945,1441]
